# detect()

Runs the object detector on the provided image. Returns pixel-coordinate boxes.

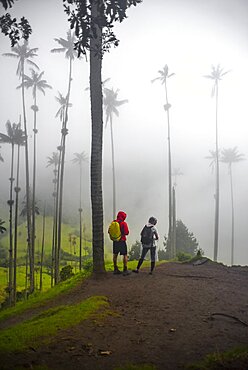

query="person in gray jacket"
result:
[133,216,159,275]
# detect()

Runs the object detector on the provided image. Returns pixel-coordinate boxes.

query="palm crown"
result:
[17,68,52,98]
[47,152,59,168]
[103,88,128,126]
[55,91,72,121]
[0,120,26,146]
[3,40,39,77]
[151,64,175,85]
[72,152,88,166]
[204,64,230,97]
[221,147,245,169]
[51,30,78,60]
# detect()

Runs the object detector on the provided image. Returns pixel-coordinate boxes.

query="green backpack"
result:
[108,220,121,241]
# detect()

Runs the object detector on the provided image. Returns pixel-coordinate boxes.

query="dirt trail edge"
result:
[1,262,248,370]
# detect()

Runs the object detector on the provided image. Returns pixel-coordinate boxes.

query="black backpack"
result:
[140,225,153,245]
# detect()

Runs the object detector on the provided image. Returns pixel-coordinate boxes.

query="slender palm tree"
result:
[221,147,245,265]
[3,40,39,293]
[152,64,175,258]
[0,120,25,304]
[0,219,6,234]
[204,65,230,262]
[51,30,77,283]
[46,151,59,287]
[53,92,72,283]
[13,120,25,305]
[103,87,128,219]
[72,151,88,270]
[18,68,52,284]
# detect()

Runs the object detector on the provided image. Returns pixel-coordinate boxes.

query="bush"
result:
[128,241,141,261]
[82,259,93,272]
[177,251,192,262]
[59,265,74,281]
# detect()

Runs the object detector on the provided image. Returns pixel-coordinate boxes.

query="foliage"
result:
[128,241,141,261]
[0,296,108,352]
[82,259,93,272]
[63,0,143,57]
[0,12,31,47]
[187,345,248,370]
[175,220,199,255]
[0,271,89,323]
[59,265,74,281]
[177,251,192,262]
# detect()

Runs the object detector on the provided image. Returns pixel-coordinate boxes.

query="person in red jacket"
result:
[113,210,130,276]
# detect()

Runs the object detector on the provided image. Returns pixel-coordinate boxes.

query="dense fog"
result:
[0,0,248,265]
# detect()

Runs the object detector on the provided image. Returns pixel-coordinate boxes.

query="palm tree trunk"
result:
[21,62,33,292]
[32,92,37,285]
[90,0,105,273]
[164,81,173,258]
[172,186,176,257]
[56,57,72,283]
[110,115,116,219]
[13,139,21,305]
[40,204,45,291]
[79,163,82,271]
[229,165,234,265]
[214,82,219,262]
[8,142,14,305]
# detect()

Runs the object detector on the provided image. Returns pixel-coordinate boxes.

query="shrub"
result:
[59,265,74,281]
[177,251,192,262]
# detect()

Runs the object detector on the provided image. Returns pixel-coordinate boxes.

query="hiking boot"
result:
[132,269,139,274]
[113,269,122,275]
[149,271,153,275]
[123,269,131,276]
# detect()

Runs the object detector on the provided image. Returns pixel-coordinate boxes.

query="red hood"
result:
[117,211,127,221]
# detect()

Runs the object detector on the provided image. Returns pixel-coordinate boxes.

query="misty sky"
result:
[0,0,248,265]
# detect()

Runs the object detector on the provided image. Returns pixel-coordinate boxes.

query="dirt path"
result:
[1,261,248,370]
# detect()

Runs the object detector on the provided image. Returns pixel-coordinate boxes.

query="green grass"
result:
[0,271,89,322]
[187,346,248,369]
[0,295,108,353]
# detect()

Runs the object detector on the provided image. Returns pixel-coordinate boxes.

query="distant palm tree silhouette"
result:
[47,152,59,287]
[18,68,52,277]
[3,40,39,293]
[221,147,245,265]
[51,30,77,283]
[72,152,88,270]
[0,120,25,305]
[152,64,175,258]
[103,87,128,219]
[204,64,230,262]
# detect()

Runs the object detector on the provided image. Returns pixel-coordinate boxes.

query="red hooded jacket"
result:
[116,211,129,241]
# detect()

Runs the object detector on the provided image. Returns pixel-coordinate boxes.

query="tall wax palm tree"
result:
[18,68,52,284]
[172,168,183,256]
[103,87,128,219]
[3,40,39,293]
[72,151,88,270]
[221,147,245,265]
[0,120,25,305]
[204,65,230,261]
[51,30,77,283]
[46,151,59,287]
[13,121,25,305]
[53,91,72,283]
[152,64,175,258]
